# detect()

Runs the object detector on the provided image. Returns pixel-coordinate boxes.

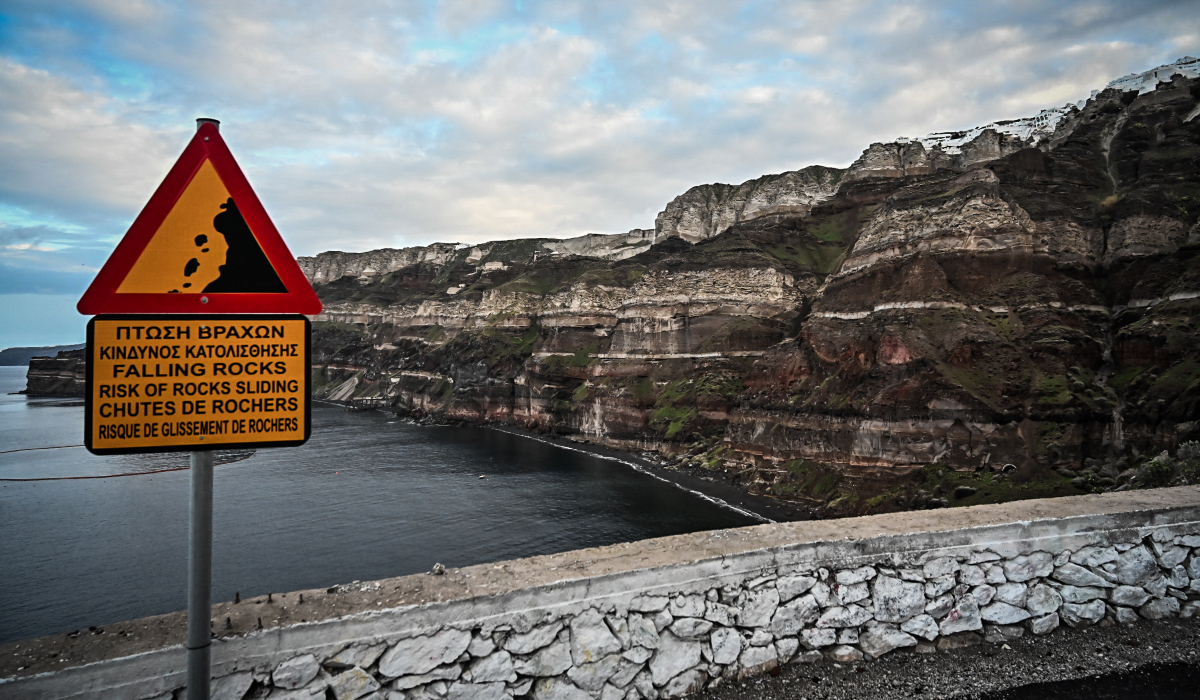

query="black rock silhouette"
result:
[202,198,287,293]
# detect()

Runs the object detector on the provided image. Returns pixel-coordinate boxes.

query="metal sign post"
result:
[76,118,322,698]
[187,450,214,700]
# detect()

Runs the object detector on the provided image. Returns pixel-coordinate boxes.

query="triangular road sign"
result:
[78,121,323,315]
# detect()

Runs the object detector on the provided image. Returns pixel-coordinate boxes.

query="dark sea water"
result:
[0,366,753,643]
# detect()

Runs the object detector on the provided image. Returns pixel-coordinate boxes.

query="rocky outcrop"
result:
[542,229,660,260]
[654,166,844,242]
[1104,215,1193,266]
[307,67,1200,519]
[298,231,661,291]
[842,129,1031,182]
[23,349,85,396]
[298,243,461,284]
[841,140,940,181]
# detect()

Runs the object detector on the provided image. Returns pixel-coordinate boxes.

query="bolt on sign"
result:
[78,120,323,454]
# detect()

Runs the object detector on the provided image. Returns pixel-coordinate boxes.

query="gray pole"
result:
[187,449,214,700]
[186,116,220,700]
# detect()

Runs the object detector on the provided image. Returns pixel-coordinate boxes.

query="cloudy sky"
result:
[1,0,1198,348]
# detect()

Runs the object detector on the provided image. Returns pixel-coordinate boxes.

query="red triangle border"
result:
[77,122,323,315]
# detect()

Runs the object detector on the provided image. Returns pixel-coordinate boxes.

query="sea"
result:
[0,366,754,644]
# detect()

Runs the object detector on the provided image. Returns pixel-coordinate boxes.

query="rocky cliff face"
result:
[307,64,1200,519]
[542,229,660,260]
[299,243,462,285]
[23,349,85,396]
[841,130,1033,183]
[298,231,659,287]
[653,166,845,242]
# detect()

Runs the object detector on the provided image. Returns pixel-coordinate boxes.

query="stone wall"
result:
[4,488,1200,700]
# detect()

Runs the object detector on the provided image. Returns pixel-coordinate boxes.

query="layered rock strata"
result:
[543,229,660,261]
[22,349,85,396]
[653,166,844,242]
[299,230,661,289]
[300,243,461,285]
[309,69,1200,517]
[841,130,1031,182]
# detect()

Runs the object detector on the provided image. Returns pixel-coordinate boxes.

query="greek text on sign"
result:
[85,315,311,454]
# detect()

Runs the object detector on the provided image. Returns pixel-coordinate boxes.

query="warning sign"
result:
[85,315,311,454]
[77,121,322,315]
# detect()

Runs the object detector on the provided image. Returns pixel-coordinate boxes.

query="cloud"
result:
[0,59,184,221]
[0,0,1197,274]
[6,244,57,251]
[435,0,506,34]
[0,220,111,295]
[0,261,95,295]
[0,224,57,248]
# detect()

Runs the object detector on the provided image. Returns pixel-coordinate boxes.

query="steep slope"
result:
[308,64,1200,518]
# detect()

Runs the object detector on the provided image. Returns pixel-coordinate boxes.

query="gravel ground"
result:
[696,616,1200,700]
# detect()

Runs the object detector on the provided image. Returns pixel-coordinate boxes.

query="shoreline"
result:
[483,423,815,524]
[327,396,815,525]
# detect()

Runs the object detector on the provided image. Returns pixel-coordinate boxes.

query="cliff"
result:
[306,59,1200,518]
[23,349,86,396]
[297,231,661,287]
[654,166,845,242]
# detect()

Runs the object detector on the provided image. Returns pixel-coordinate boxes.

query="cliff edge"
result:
[22,349,86,397]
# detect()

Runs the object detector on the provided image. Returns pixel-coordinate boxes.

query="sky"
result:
[1,0,1198,349]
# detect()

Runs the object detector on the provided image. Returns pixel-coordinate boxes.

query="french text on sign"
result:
[84,315,311,455]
